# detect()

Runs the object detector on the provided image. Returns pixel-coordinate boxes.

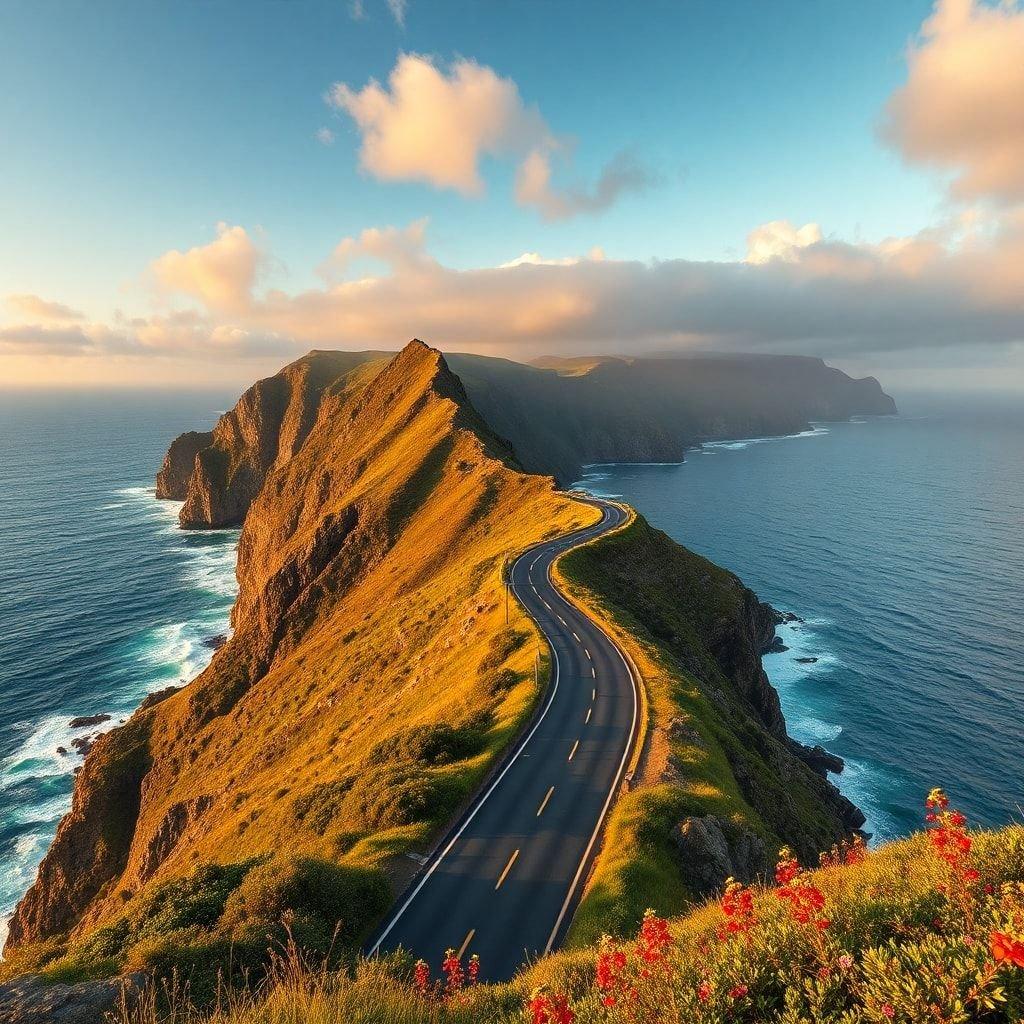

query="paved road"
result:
[370,498,640,981]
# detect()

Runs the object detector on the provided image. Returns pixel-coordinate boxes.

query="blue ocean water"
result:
[0,391,238,948]
[576,395,1024,843]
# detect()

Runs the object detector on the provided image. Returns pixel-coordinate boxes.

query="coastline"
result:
[0,487,239,951]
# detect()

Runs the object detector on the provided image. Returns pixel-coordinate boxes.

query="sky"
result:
[1,0,1023,391]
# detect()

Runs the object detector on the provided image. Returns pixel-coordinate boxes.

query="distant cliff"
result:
[157,347,896,528]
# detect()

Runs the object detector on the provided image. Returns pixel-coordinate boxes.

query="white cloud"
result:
[5,294,85,322]
[882,0,1024,202]
[315,126,335,146]
[151,222,262,313]
[328,54,650,218]
[745,221,823,264]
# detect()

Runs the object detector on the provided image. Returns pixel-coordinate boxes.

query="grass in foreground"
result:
[114,791,1024,1023]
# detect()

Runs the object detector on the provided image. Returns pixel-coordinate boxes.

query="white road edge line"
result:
[368,549,565,955]
[543,504,640,955]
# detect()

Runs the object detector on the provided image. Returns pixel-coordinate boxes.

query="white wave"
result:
[0,714,116,791]
[700,426,830,452]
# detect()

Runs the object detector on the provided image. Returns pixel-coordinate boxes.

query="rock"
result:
[155,429,213,500]
[137,795,213,882]
[70,737,94,757]
[796,743,845,776]
[795,656,818,664]
[671,815,768,896]
[67,715,110,729]
[0,972,144,1024]
[202,633,228,650]
[764,635,789,654]
[56,747,68,756]
[137,686,181,713]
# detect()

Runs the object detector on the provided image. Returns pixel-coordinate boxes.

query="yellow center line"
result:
[592,687,596,700]
[591,666,596,678]
[568,739,580,761]
[572,631,581,643]
[543,600,552,610]
[457,928,476,958]
[584,648,591,660]
[536,786,555,816]
[495,849,520,890]
[558,615,567,626]
[585,707,592,724]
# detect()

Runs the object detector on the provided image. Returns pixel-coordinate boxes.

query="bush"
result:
[368,722,486,768]
[293,777,355,831]
[220,855,390,945]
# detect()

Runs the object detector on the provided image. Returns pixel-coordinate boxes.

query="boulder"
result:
[671,815,768,896]
[67,715,110,729]
[0,973,144,1024]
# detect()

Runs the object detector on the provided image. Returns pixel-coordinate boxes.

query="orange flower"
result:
[991,931,1024,968]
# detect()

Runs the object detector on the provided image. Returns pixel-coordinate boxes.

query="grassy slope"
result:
[1,344,600,986]
[108,823,1024,1023]
[553,514,854,944]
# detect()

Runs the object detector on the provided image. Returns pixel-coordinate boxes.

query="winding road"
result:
[370,498,641,981]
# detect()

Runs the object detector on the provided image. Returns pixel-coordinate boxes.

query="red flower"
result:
[718,879,757,941]
[991,931,1024,968]
[635,908,672,966]
[595,936,627,1005]
[881,1003,895,1018]
[441,949,464,994]
[728,984,749,1000]
[528,987,575,1024]
[775,848,800,886]
[468,953,480,985]
[413,959,430,996]
[697,981,712,1003]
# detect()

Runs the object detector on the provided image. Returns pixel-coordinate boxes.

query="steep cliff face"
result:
[160,348,896,527]
[155,431,212,500]
[177,350,390,527]
[5,341,597,957]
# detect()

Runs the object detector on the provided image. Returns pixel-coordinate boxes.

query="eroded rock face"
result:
[155,430,212,500]
[671,815,768,896]
[137,795,214,883]
[0,972,143,1024]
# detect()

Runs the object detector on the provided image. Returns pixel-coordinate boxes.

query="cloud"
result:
[387,0,407,27]
[151,222,262,312]
[745,221,823,264]
[516,150,656,222]
[0,324,95,355]
[349,0,366,21]
[6,215,1023,380]
[219,216,1024,358]
[5,294,85,322]
[882,0,1024,203]
[315,126,335,146]
[328,54,651,217]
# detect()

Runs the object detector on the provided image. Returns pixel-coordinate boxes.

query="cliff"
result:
[3,341,863,989]
[159,348,896,528]
[3,341,597,966]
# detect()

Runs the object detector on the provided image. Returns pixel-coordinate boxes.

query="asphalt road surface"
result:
[370,498,640,981]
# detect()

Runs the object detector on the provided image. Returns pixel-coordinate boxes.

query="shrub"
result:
[293,777,354,831]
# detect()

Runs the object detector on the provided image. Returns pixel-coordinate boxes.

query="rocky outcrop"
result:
[137,795,213,882]
[155,430,212,500]
[158,347,897,527]
[0,973,143,1024]
[5,718,151,948]
[176,350,388,528]
[671,815,768,895]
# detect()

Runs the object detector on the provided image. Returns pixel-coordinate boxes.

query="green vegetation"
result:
[555,513,855,944]
[108,818,1024,1023]
[1,856,390,1000]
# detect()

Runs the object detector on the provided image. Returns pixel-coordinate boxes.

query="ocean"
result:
[0,391,238,949]
[575,394,1024,843]
[0,390,1021,948]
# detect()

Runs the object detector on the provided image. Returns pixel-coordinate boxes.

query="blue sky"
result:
[2,0,1022,388]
